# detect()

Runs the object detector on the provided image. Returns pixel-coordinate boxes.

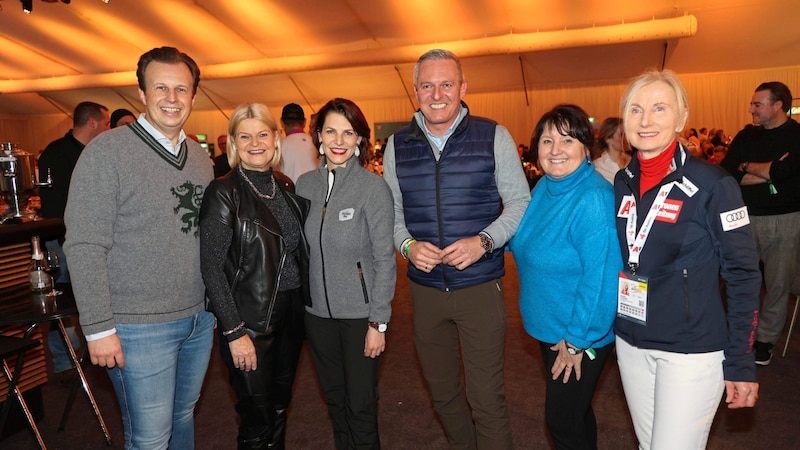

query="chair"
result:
[0,335,46,449]
[781,295,799,357]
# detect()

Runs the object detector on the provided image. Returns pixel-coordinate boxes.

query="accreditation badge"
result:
[617,271,648,325]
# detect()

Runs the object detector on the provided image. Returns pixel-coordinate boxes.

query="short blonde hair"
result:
[620,69,689,133]
[227,103,281,169]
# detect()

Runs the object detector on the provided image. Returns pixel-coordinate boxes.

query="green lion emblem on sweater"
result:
[171,180,204,236]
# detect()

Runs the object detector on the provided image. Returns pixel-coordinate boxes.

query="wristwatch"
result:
[369,322,388,333]
[479,232,493,254]
[565,342,584,355]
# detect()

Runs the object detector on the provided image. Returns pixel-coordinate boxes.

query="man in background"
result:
[39,101,110,223]
[65,46,215,448]
[721,81,800,366]
[38,101,109,384]
[382,49,530,449]
[279,102,318,182]
[213,133,231,178]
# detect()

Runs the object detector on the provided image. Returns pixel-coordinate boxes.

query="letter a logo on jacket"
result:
[618,195,635,218]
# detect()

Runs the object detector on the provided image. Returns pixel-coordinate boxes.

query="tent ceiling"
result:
[0,0,797,116]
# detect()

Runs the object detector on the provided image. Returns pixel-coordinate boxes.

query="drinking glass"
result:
[44,250,63,296]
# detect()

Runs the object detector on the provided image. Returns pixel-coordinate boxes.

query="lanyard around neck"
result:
[625,182,676,273]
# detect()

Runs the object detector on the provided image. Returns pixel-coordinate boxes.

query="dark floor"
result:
[3,253,799,449]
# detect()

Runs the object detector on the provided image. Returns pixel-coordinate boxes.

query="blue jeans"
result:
[44,239,80,373]
[108,311,214,450]
[49,325,82,373]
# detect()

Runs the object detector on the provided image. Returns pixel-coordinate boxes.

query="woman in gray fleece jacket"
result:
[296,98,396,449]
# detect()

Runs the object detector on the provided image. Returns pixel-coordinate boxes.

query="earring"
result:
[319,144,324,155]
[355,147,361,157]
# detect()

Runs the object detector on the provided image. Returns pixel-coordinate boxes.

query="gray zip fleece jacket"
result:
[296,158,396,322]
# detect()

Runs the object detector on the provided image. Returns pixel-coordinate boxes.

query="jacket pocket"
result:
[357,261,370,304]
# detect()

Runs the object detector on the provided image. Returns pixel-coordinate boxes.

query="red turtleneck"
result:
[639,141,678,196]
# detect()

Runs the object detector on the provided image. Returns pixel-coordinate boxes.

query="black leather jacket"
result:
[200,169,310,332]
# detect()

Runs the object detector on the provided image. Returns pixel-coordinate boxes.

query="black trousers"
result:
[218,288,305,450]
[305,313,381,450]
[539,341,614,450]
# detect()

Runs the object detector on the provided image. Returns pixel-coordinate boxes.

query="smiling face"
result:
[318,112,361,169]
[537,123,589,179]
[624,80,687,159]
[414,58,467,136]
[234,118,278,172]
[138,61,196,145]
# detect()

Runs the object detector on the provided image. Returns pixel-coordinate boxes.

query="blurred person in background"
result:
[720,81,800,366]
[110,108,136,128]
[214,134,232,178]
[38,100,110,385]
[592,117,630,183]
[279,102,319,183]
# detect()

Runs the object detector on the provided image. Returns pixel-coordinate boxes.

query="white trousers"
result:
[616,337,725,450]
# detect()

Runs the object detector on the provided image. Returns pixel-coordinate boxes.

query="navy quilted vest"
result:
[394,113,505,290]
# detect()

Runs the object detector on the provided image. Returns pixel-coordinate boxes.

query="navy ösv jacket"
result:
[613,144,760,382]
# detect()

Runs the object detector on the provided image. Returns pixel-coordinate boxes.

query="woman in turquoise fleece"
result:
[510,104,621,450]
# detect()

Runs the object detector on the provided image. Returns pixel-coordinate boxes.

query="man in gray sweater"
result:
[64,47,214,449]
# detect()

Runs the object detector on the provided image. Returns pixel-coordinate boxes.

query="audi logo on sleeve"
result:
[726,210,747,221]
[720,206,750,231]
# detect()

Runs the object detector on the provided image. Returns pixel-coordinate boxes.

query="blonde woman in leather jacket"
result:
[200,103,309,450]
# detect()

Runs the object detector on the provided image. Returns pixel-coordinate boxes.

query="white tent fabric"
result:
[0,0,798,152]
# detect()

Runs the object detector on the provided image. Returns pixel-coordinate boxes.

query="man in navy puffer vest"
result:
[383,49,530,450]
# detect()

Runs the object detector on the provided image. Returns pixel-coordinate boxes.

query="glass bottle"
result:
[29,235,53,292]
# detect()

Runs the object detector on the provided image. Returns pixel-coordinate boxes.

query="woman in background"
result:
[510,104,619,449]
[110,108,136,128]
[592,117,630,183]
[297,98,396,449]
[200,103,309,449]
[613,70,760,449]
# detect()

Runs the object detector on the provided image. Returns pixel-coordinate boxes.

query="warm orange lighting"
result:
[0,15,697,94]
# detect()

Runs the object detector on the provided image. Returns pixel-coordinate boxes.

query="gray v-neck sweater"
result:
[64,122,213,336]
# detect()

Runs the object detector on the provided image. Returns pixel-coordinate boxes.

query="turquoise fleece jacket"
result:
[510,160,620,349]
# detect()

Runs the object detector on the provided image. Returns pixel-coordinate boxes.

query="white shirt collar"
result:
[136,114,187,156]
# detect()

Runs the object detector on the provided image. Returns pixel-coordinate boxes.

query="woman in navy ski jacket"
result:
[613,70,760,449]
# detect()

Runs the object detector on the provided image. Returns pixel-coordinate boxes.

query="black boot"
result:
[238,435,270,450]
[268,407,287,449]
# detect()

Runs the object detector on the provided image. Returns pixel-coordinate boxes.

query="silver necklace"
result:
[238,165,276,199]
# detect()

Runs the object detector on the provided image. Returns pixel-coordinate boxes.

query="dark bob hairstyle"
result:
[530,104,594,162]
